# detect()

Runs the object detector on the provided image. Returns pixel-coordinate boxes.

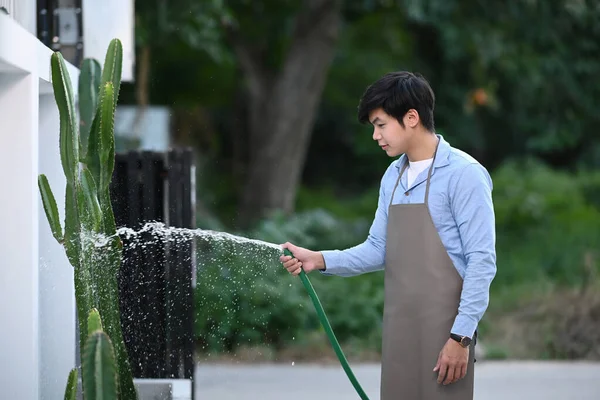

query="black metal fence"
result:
[110,148,196,385]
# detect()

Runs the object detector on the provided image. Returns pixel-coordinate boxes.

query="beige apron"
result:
[380,141,475,399]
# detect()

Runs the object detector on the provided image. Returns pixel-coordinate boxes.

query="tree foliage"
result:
[124,0,600,226]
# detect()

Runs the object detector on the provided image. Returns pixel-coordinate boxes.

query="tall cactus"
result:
[64,368,78,400]
[38,39,137,399]
[83,331,119,400]
[82,310,120,400]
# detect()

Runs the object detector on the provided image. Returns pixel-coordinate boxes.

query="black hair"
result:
[357,71,436,131]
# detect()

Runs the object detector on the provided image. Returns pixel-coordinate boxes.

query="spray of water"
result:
[88,221,301,364]
[91,221,283,254]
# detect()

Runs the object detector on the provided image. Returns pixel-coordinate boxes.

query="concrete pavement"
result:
[195,361,600,399]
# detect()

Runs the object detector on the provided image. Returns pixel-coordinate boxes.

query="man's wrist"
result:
[450,332,472,348]
[316,251,326,271]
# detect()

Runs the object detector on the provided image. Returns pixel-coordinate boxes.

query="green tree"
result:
[132,0,344,226]
[126,0,600,226]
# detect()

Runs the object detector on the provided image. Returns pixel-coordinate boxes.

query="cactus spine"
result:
[39,39,137,399]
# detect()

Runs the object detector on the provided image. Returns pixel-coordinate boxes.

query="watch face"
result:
[461,337,472,347]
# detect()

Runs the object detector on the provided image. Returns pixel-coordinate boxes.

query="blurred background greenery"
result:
[119,0,600,362]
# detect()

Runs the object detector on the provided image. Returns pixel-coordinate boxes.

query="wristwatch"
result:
[450,333,471,348]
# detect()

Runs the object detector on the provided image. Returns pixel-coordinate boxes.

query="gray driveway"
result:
[195,361,600,400]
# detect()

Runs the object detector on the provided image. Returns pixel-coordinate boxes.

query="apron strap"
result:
[389,161,408,207]
[389,136,441,207]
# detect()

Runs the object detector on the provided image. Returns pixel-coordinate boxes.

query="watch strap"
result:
[450,333,471,347]
[450,333,461,342]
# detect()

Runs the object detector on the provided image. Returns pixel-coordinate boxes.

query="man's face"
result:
[369,108,412,157]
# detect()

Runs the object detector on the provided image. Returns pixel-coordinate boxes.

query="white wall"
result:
[0,0,36,34]
[0,1,135,397]
[0,11,79,400]
[38,93,76,400]
[0,71,41,400]
[83,0,135,82]
[115,106,172,151]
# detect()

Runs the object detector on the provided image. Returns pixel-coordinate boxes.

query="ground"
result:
[195,361,600,399]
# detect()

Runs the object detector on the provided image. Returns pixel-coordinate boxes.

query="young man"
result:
[280,71,496,399]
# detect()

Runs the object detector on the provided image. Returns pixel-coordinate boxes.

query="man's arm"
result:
[319,163,395,277]
[449,163,497,339]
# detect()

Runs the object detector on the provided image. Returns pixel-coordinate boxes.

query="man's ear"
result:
[404,109,420,128]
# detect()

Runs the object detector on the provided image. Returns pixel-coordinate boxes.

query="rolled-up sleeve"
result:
[449,163,497,338]
[319,165,393,277]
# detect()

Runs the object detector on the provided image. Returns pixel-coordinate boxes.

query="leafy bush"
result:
[492,158,600,288]
[250,208,370,250]
[194,238,310,353]
[492,158,588,231]
[194,209,373,355]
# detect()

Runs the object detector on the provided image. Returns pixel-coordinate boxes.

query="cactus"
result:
[63,368,78,400]
[82,309,119,400]
[79,59,102,157]
[38,174,63,243]
[39,39,137,399]
[88,308,104,335]
[83,331,119,400]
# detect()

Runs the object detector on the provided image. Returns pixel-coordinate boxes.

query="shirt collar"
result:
[396,134,451,170]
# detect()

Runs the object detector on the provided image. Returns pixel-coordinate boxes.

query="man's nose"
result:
[373,129,381,141]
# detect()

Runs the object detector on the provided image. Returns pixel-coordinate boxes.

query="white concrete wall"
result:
[83,0,135,82]
[0,1,135,397]
[115,106,172,151]
[0,0,36,34]
[0,11,79,400]
[38,93,76,400]
[0,71,41,400]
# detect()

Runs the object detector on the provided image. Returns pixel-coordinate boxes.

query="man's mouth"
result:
[380,145,389,149]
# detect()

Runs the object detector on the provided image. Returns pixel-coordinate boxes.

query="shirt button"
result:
[405,192,410,196]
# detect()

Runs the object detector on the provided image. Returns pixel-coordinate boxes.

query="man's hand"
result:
[433,338,469,385]
[279,242,325,275]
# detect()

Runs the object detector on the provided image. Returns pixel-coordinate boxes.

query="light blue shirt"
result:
[321,135,497,338]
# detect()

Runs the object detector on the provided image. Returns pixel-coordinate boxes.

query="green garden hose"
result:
[283,248,370,400]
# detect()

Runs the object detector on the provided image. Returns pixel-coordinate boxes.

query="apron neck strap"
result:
[389,136,441,207]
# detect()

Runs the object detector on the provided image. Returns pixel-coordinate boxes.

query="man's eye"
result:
[378,124,385,128]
